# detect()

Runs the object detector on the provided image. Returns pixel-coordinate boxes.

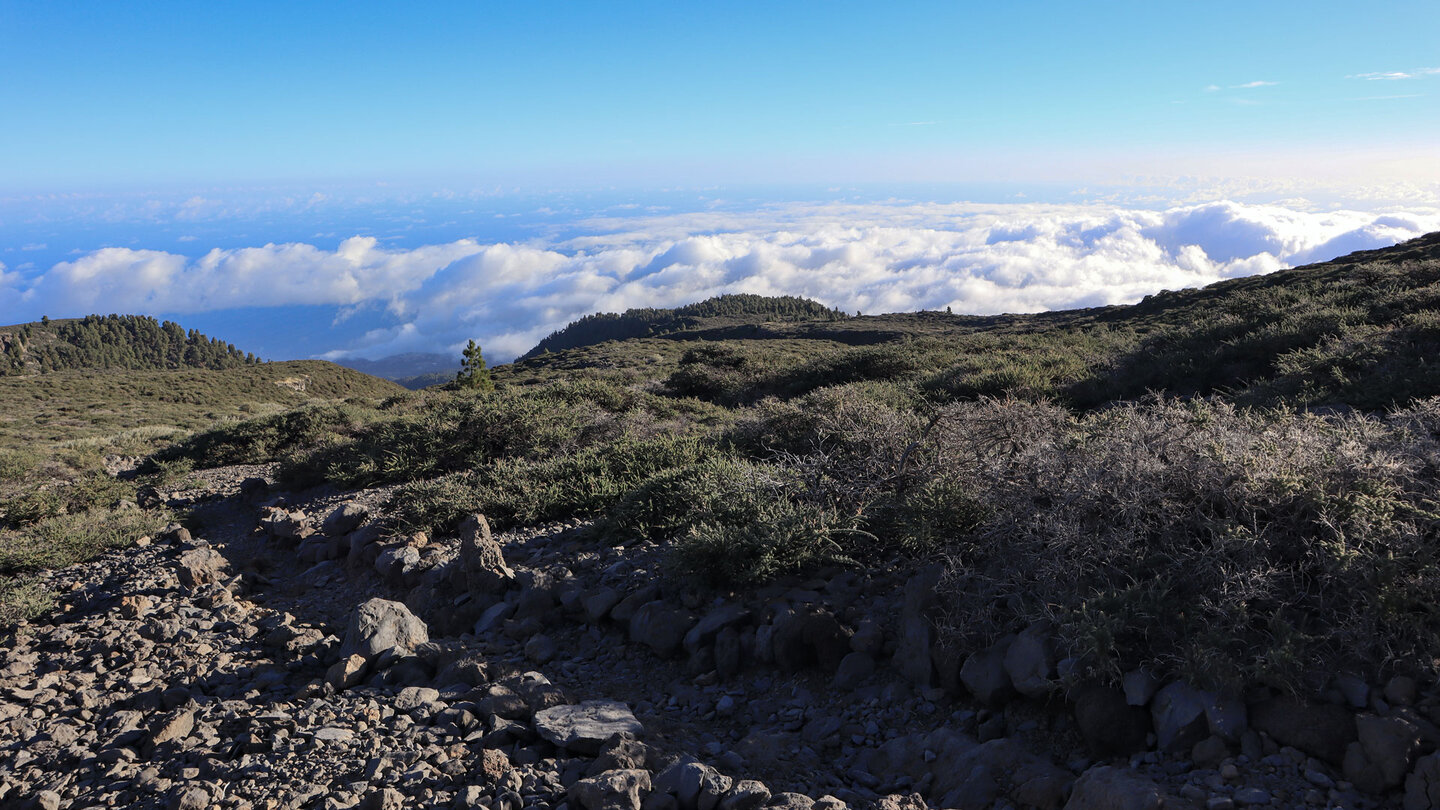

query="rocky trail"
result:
[3,466,1440,809]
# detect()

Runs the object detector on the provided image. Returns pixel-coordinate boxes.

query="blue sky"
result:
[1,2,1438,361]
[3,1,1437,189]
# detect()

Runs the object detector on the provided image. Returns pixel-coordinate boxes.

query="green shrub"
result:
[0,577,55,626]
[152,403,365,469]
[0,505,167,574]
[388,433,712,535]
[3,472,135,528]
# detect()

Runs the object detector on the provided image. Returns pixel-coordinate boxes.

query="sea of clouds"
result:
[3,199,1438,361]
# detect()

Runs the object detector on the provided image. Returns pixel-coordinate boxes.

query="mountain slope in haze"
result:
[332,352,459,388]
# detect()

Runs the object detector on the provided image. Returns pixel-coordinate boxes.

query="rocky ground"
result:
[3,466,1439,809]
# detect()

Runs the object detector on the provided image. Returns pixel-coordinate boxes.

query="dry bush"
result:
[929,396,1440,691]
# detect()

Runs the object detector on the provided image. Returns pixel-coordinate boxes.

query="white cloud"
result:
[1348,67,1440,81]
[8,201,1439,361]
[1231,81,1278,88]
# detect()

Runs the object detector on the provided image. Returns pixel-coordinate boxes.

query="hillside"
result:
[0,359,404,456]
[518,293,848,360]
[7,235,1440,809]
[502,231,1440,411]
[0,314,260,375]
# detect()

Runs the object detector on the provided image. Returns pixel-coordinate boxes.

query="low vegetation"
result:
[11,233,1440,693]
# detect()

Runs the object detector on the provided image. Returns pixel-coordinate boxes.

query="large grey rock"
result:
[629,601,697,657]
[1074,686,1150,757]
[683,603,750,654]
[1203,691,1247,741]
[534,700,644,755]
[375,544,421,583]
[1062,766,1164,810]
[583,587,623,623]
[719,781,771,810]
[894,567,941,687]
[341,598,429,662]
[1122,669,1160,706]
[1150,681,1208,752]
[459,513,514,593]
[260,507,309,539]
[322,501,370,536]
[833,652,876,690]
[569,769,652,810]
[1251,695,1356,764]
[892,613,932,688]
[960,636,1015,705]
[772,610,854,674]
[175,547,227,590]
[1406,752,1440,810]
[1345,713,1421,792]
[1003,623,1055,698]
[652,759,731,810]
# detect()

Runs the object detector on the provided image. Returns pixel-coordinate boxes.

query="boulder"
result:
[892,613,932,688]
[683,603,750,654]
[325,653,368,691]
[720,781,771,810]
[322,501,370,536]
[833,652,876,690]
[340,598,429,662]
[1062,766,1164,810]
[583,587,623,623]
[588,732,651,776]
[1405,752,1440,810]
[960,636,1015,705]
[894,567,941,687]
[458,514,514,593]
[1150,681,1208,752]
[259,507,309,539]
[1345,713,1421,792]
[239,476,268,502]
[175,547,227,590]
[1074,685,1150,757]
[652,759,732,810]
[773,611,852,673]
[629,601,697,657]
[766,795,815,810]
[1251,695,1356,764]
[534,700,645,755]
[570,770,652,810]
[1003,623,1055,698]
[1122,669,1160,706]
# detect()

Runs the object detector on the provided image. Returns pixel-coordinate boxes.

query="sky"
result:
[2,2,1438,361]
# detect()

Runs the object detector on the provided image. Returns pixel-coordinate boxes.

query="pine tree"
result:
[456,340,494,392]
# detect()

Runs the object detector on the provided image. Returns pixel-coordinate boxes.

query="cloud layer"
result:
[4,201,1438,361]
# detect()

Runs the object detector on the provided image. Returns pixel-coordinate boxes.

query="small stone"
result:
[1233,787,1271,806]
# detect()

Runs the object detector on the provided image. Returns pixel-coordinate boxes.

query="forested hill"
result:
[0,314,259,376]
[519,294,848,359]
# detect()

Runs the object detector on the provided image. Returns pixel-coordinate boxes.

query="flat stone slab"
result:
[534,699,644,755]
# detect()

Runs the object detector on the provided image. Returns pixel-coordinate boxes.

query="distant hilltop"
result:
[0,314,259,376]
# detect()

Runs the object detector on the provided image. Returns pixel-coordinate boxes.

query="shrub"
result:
[927,396,1440,691]
[388,433,712,535]
[151,403,365,469]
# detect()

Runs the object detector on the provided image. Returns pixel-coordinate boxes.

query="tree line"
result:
[0,314,260,375]
[521,294,848,359]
